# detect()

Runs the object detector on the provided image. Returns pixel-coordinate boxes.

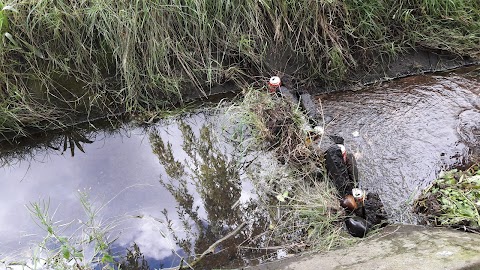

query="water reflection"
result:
[0,112,267,269]
[320,69,480,222]
[150,118,268,268]
[4,69,478,267]
[0,121,123,167]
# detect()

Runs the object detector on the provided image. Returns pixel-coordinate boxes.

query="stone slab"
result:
[249,225,480,270]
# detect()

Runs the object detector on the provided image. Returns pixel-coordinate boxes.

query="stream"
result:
[320,67,480,222]
[0,67,479,268]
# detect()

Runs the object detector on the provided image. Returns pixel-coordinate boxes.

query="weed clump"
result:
[415,164,480,231]
[25,193,116,269]
[230,88,348,255]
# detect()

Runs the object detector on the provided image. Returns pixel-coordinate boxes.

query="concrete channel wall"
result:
[250,225,480,270]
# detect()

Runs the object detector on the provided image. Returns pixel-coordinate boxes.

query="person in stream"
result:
[324,135,388,237]
[324,135,358,198]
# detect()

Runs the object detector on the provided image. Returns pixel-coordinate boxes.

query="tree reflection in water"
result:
[0,127,101,167]
[149,117,269,268]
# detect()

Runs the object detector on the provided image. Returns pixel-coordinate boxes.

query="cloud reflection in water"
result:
[0,112,265,268]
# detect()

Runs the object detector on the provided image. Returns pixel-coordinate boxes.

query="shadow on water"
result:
[319,67,480,223]
[0,111,272,269]
[0,121,124,168]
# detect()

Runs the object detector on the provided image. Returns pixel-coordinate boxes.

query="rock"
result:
[345,216,368,238]
[249,225,480,270]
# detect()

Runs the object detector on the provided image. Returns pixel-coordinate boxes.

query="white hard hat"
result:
[269,76,281,86]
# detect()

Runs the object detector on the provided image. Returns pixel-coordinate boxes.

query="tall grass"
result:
[1,0,479,134]
[407,0,480,57]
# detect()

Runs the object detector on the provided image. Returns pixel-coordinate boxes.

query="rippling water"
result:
[320,68,480,222]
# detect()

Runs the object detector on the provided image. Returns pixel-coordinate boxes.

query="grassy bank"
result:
[1,0,480,135]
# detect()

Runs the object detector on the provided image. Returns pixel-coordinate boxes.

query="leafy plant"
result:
[415,165,480,229]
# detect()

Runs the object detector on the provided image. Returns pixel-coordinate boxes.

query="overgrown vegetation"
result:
[5,97,346,269]
[228,88,350,255]
[415,164,480,231]
[1,0,480,135]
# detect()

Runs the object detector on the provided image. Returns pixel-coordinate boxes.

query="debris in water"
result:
[325,142,355,197]
[362,193,388,227]
[268,76,281,93]
[352,188,366,203]
[313,126,324,135]
[276,249,288,259]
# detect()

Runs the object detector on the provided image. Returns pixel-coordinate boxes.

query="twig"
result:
[239,242,306,251]
[190,222,247,267]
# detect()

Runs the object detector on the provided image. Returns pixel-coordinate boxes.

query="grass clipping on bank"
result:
[229,88,348,253]
[415,164,480,231]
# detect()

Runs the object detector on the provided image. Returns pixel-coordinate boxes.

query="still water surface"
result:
[0,67,479,268]
[0,112,269,268]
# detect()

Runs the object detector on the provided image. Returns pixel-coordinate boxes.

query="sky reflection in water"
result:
[0,112,262,268]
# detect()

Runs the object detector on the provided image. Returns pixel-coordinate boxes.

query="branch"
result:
[189,222,247,268]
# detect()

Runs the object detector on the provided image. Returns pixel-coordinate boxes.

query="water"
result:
[1,67,480,268]
[0,112,271,269]
[320,67,480,222]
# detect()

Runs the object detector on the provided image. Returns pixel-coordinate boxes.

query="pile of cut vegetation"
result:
[229,88,353,256]
[415,164,480,231]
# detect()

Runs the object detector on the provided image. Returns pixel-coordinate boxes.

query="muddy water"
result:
[0,112,271,269]
[320,68,480,222]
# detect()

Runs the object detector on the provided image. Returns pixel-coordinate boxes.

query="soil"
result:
[186,48,480,100]
[276,48,480,94]
[333,48,480,92]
